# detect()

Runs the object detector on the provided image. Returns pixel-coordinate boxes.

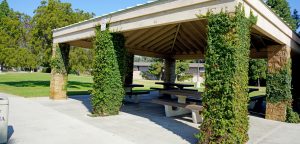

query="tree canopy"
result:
[266,0,297,31]
[0,0,94,73]
[249,59,267,87]
[30,0,94,68]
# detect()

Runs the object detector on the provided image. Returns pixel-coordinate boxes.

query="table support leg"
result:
[164,105,191,117]
[191,110,202,123]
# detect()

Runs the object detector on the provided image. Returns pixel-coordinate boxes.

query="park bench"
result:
[152,98,203,123]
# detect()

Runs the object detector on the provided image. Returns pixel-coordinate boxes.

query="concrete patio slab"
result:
[3,92,300,144]
[3,93,134,144]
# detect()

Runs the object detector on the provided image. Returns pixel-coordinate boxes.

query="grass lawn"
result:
[0,72,266,98]
[0,72,92,97]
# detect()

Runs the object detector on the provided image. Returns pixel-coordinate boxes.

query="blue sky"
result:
[5,0,299,17]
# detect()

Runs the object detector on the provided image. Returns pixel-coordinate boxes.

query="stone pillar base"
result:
[50,73,68,100]
[265,102,286,121]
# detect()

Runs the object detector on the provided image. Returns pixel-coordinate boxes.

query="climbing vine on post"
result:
[50,43,70,75]
[91,27,125,116]
[197,5,256,143]
[49,43,70,99]
[266,53,300,122]
[111,33,126,84]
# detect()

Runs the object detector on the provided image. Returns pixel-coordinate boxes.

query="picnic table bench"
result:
[152,89,203,123]
[152,98,203,123]
[124,84,149,103]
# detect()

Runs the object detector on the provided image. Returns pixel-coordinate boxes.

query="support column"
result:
[266,45,291,121]
[198,6,255,143]
[125,53,134,85]
[164,58,176,84]
[50,43,70,100]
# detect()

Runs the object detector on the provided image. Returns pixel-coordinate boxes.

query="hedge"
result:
[197,5,256,143]
[91,27,125,116]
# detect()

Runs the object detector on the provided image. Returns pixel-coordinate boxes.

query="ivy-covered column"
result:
[125,53,134,85]
[50,43,70,100]
[111,33,126,84]
[197,6,256,143]
[91,28,125,116]
[266,45,299,122]
[164,58,176,84]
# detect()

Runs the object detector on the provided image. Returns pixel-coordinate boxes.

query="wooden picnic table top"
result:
[124,84,144,88]
[159,89,202,98]
[155,82,194,88]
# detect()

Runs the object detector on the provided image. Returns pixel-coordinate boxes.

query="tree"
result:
[176,60,191,81]
[292,9,300,32]
[148,61,164,80]
[249,59,267,87]
[69,48,93,75]
[266,0,297,30]
[30,0,94,68]
[0,0,24,70]
[0,0,10,18]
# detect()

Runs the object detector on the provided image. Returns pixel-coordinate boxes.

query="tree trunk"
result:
[257,78,260,87]
[0,64,3,72]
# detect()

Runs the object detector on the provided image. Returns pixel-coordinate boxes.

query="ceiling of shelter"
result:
[123,20,208,58]
[67,20,279,59]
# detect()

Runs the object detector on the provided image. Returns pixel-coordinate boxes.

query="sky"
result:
[5,0,299,17]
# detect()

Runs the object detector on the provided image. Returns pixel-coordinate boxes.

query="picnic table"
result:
[124,84,144,91]
[153,89,203,123]
[124,84,149,103]
[155,82,194,90]
[159,89,201,103]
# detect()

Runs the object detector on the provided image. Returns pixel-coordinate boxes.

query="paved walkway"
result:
[2,93,300,144]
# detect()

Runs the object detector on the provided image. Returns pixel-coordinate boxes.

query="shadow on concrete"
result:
[69,95,92,113]
[68,93,199,144]
[8,125,14,140]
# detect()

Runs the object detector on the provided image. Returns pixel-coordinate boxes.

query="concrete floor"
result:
[2,92,300,144]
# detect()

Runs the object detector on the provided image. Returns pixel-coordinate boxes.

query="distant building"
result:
[133,62,205,83]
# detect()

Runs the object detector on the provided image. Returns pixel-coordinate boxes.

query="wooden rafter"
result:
[181,24,205,49]
[126,28,151,45]
[170,24,181,53]
[148,31,176,50]
[179,29,201,52]
[130,26,164,47]
[136,25,177,48]
[152,36,174,51]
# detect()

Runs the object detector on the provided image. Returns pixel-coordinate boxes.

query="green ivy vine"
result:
[50,43,70,75]
[196,4,257,143]
[91,27,125,116]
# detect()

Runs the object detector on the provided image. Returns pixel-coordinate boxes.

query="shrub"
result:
[177,74,193,82]
[91,28,125,116]
[286,106,300,123]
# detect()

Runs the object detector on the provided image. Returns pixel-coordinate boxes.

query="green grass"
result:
[0,72,266,98]
[0,72,92,97]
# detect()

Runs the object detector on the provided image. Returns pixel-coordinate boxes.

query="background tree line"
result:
[0,0,94,74]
